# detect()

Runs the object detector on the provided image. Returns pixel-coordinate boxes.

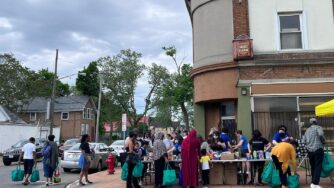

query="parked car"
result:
[2,138,48,166]
[59,138,80,157]
[109,140,125,157]
[60,142,117,172]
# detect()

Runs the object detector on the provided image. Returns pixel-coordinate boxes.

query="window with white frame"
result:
[279,13,303,50]
[61,112,69,120]
[83,108,93,119]
[80,124,89,135]
[30,112,36,121]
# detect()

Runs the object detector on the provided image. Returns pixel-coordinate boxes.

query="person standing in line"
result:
[200,149,210,188]
[153,133,167,188]
[42,135,59,186]
[220,127,232,151]
[248,130,271,185]
[19,137,36,186]
[271,141,298,188]
[181,129,201,188]
[303,118,325,188]
[78,134,93,186]
[125,131,141,188]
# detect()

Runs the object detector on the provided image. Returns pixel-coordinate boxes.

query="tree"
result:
[29,69,70,97]
[0,53,33,110]
[98,49,168,127]
[160,46,194,130]
[0,53,70,111]
[76,61,99,97]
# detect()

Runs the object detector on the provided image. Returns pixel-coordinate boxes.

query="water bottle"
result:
[253,150,257,160]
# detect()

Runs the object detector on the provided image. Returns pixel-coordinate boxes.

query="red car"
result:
[59,138,80,158]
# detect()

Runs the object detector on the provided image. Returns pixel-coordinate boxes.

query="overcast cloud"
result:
[0,0,192,112]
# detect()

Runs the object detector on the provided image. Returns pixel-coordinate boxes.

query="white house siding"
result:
[249,0,334,53]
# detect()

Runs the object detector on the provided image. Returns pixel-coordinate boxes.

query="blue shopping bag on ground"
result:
[163,164,177,186]
[261,161,274,184]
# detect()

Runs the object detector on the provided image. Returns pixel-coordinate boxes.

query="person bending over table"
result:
[271,140,298,188]
[248,130,271,185]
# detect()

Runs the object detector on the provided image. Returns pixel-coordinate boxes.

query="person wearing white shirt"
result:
[19,137,36,185]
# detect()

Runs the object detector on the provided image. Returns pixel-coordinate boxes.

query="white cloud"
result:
[0,17,12,29]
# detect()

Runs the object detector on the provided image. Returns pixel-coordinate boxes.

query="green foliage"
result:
[98,49,167,127]
[0,53,70,111]
[76,61,99,97]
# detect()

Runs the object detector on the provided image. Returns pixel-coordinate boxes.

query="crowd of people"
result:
[15,117,325,188]
[124,117,326,188]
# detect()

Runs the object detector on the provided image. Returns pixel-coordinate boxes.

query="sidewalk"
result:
[66,169,333,188]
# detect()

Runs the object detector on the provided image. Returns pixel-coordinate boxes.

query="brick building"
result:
[185,0,334,145]
[18,96,96,140]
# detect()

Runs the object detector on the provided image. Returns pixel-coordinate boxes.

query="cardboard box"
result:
[221,153,235,160]
[209,163,223,184]
[223,163,238,185]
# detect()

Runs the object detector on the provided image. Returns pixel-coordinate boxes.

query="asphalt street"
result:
[0,160,79,188]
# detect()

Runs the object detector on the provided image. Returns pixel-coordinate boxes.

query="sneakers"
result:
[311,184,323,188]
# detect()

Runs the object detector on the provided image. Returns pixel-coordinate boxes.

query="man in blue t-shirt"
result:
[220,128,232,152]
[272,125,292,146]
[233,130,250,180]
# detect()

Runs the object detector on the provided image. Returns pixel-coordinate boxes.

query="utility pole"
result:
[95,74,102,142]
[49,49,58,135]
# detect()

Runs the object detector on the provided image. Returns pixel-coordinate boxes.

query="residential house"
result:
[186,0,334,145]
[18,96,96,140]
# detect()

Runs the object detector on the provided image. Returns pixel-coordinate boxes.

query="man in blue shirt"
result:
[220,127,232,152]
[233,130,250,181]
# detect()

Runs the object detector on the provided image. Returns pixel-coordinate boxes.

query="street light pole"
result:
[95,73,102,142]
[49,49,58,135]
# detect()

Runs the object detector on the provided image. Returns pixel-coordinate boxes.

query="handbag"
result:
[53,166,61,183]
[163,163,177,186]
[11,165,24,182]
[261,161,274,183]
[287,174,300,188]
[121,162,128,181]
[132,161,144,178]
[322,148,334,173]
[30,163,40,182]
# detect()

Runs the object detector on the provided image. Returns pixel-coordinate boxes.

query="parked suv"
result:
[2,138,48,166]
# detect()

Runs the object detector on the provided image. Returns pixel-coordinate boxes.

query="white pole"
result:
[95,74,102,142]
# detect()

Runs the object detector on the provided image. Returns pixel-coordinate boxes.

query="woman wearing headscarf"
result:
[181,129,201,188]
[153,132,167,188]
[42,135,59,186]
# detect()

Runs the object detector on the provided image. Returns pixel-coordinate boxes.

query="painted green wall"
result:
[237,83,252,139]
[194,103,205,137]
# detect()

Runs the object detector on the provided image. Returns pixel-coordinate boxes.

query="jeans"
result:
[272,155,291,186]
[201,169,209,186]
[308,148,324,185]
[127,161,140,188]
[154,157,165,187]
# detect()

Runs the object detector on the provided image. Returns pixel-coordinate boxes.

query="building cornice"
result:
[190,62,238,77]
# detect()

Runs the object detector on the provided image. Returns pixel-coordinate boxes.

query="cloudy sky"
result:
[0,0,193,112]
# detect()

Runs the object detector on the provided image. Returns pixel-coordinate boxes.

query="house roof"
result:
[0,105,26,124]
[20,96,96,113]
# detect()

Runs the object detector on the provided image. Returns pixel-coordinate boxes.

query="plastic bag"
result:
[30,165,40,182]
[261,161,274,183]
[11,165,24,182]
[322,149,334,173]
[132,161,144,178]
[121,162,128,181]
[287,174,300,188]
[163,164,177,186]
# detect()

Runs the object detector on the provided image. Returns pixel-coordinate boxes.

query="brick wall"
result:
[233,0,249,38]
[239,64,334,80]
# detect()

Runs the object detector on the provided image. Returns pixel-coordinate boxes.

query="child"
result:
[200,149,210,188]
